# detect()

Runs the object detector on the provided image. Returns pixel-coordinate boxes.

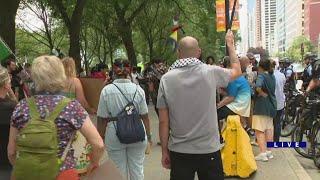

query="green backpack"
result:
[13,97,71,180]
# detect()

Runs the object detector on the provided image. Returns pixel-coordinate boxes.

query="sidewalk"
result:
[143,105,314,180]
[1,105,313,180]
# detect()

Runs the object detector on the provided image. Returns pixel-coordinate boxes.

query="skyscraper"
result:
[285,0,304,49]
[239,0,249,53]
[255,0,262,47]
[276,0,286,53]
[261,0,277,53]
[274,0,304,54]
[304,0,320,46]
[248,11,256,48]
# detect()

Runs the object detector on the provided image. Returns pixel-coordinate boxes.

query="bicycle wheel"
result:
[312,122,320,169]
[291,125,314,159]
[281,108,297,137]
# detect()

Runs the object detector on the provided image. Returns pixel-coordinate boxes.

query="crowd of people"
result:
[0,29,320,180]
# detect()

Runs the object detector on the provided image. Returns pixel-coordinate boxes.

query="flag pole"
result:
[229,0,238,30]
[225,0,237,56]
[225,0,230,55]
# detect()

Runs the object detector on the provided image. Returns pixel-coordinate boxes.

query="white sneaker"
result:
[255,152,268,162]
[266,151,274,159]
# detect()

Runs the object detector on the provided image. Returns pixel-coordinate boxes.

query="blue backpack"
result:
[111,83,145,144]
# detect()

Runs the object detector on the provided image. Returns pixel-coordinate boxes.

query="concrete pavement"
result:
[0,105,318,180]
[143,105,317,180]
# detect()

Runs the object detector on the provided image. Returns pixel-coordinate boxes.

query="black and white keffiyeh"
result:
[169,57,203,70]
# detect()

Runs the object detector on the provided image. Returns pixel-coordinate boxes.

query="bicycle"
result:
[291,96,320,161]
[280,89,304,137]
[312,117,320,168]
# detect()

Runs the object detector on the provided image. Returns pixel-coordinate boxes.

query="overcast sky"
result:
[16,5,45,32]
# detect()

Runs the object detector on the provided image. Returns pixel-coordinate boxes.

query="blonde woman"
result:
[8,56,104,179]
[62,57,96,114]
[0,67,17,171]
[62,57,97,174]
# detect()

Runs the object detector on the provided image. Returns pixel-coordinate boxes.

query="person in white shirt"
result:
[272,61,286,142]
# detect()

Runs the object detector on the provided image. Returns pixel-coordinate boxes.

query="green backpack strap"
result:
[47,98,71,122]
[27,97,40,120]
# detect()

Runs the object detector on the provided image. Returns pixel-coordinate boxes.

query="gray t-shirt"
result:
[157,63,231,154]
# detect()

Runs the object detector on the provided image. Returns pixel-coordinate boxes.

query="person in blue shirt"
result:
[217,58,251,121]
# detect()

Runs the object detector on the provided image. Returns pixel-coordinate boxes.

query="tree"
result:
[286,36,315,62]
[170,0,226,61]
[15,28,50,61]
[80,0,121,70]
[17,0,66,51]
[49,0,86,70]
[135,0,173,62]
[111,0,149,66]
[0,0,21,52]
[247,47,269,61]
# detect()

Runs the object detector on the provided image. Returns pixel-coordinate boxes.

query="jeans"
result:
[273,109,283,142]
[169,151,224,180]
[105,123,147,180]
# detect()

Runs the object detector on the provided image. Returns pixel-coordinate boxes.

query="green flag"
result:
[0,37,13,64]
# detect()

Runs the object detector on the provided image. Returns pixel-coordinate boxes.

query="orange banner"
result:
[216,0,240,32]
[216,0,226,32]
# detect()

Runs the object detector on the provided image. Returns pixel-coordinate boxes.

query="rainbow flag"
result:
[0,37,13,64]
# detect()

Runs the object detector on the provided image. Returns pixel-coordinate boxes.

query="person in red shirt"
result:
[91,63,108,80]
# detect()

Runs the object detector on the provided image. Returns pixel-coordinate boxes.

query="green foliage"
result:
[16,0,229,68]
[273,36,316,62]
[172,0,226,63]
[15,28,49,62]
[286,36,315,62]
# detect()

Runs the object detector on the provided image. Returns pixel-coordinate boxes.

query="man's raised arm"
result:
[226,30,242,81]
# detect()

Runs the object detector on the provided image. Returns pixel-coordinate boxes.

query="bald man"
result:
[239,56,250,73]
[157,30,241,180]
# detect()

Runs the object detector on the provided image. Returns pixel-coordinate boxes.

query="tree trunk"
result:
[0,0,21,53]
[147,34,154,62]
[102,36,107,64]
[68,26,82,71]
[54,0,86,72]
[118,22,137,66]
[108,39,114,65]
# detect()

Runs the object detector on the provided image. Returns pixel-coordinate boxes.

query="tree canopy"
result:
[3,0,234,70]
